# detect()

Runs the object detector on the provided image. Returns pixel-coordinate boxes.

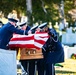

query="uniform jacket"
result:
[42,37,64,64]
[0,22,28,49]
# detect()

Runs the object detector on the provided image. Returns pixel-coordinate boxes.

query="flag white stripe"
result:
[35,33,48,36]
[13,34,34,38]
[35,37,48,41]
[9,40,34,44]
[34,41,43,48]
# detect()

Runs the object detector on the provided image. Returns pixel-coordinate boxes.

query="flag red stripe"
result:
[9,44,35,48]
[11,35,34,41]
[34,39,46,45]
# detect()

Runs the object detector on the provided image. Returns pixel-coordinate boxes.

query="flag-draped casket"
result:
[9,32,49,60]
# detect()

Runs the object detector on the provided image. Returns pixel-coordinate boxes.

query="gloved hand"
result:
[28,30,32,34]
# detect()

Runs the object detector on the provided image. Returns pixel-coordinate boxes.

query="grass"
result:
[55,59,76,75]
[17,58,76,75]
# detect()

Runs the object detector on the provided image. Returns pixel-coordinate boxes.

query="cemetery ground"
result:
[55,59,76,75]
[19,59,76,75]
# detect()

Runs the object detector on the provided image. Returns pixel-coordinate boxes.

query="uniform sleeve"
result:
[8,25,28,35]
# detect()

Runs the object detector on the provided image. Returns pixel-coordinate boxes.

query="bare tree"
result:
[26,0,33,26]
[40,0,47,14]
[59,0,65,29]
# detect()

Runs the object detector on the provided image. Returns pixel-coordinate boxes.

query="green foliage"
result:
[64,0,74,22]
[0,0,75,26]
[32,0,60,24]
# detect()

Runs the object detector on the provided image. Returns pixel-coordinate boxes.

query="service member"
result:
[37,22,64,75]
[19,23,38,75]
[37,22,48,75]
[0,18,31,50]
[43,29,64,75]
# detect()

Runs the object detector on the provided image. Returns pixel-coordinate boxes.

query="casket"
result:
[12,48,43,60]
[9,33,49,60]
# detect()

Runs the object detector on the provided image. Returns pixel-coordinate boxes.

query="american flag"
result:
[9,32,49,50]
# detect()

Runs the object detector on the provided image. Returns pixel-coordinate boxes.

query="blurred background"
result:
[1,0,76,75]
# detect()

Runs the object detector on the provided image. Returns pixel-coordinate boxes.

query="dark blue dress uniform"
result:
[37,22,49,75]
[21,59,36,75]
[0,19,28,49]
[42,28,64,75]
[20,25,36,75]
